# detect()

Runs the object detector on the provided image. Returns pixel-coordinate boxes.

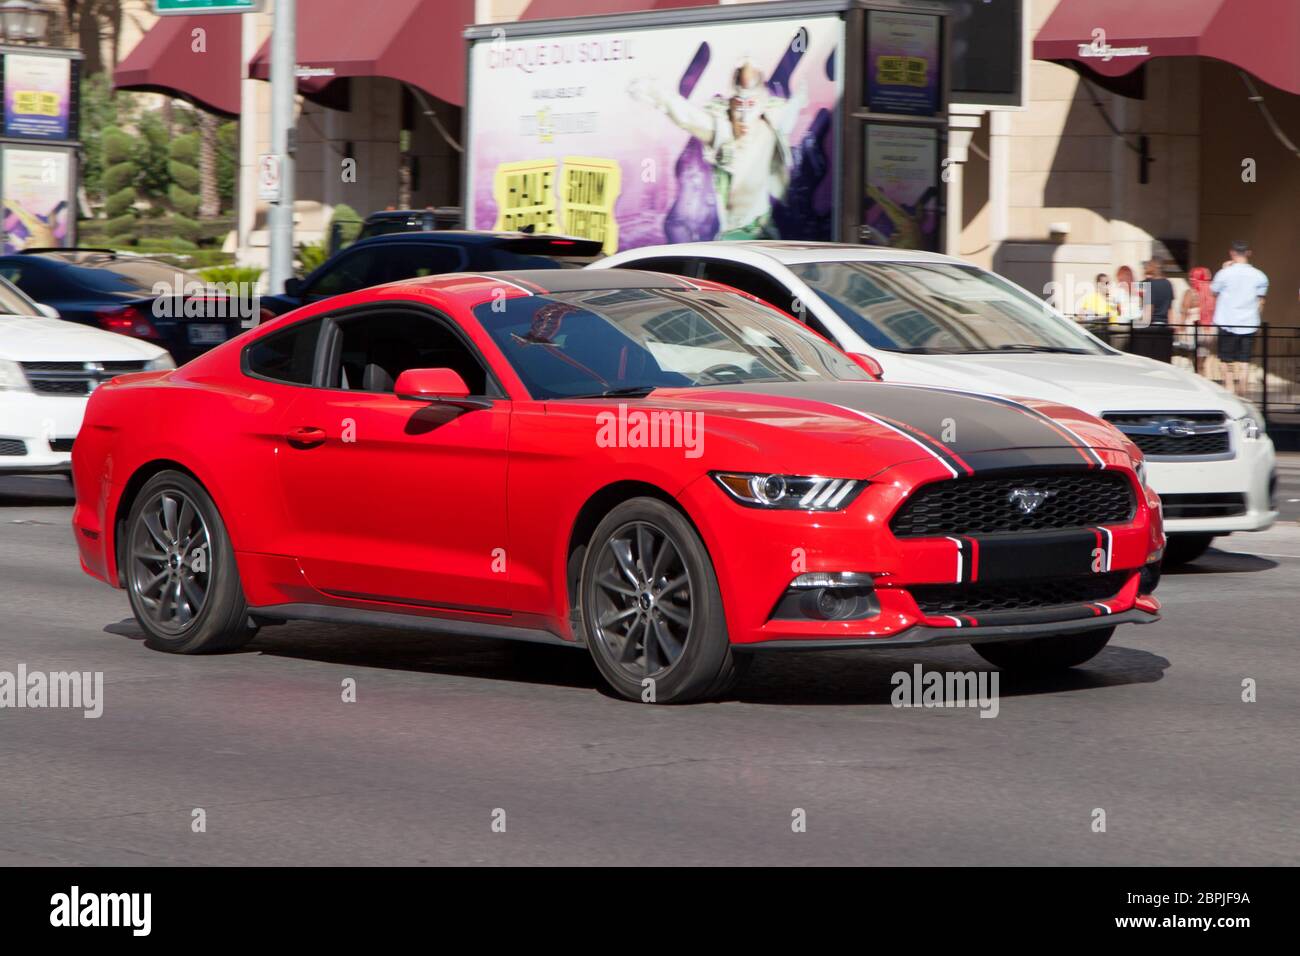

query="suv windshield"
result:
[474,288,870,399]
[788,260,1106,355]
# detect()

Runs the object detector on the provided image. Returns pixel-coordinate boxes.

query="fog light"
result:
[773,573,879,621]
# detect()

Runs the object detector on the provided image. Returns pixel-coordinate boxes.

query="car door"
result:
[272,302,510,613]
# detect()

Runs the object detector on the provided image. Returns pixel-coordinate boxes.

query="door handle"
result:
[286,426,327,447]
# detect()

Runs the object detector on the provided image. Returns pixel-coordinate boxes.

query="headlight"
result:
[1133,458,1149,488]
[145,354,176,371]
[712,472,866,510]
[0,358,30,391]
[1234,403,1264,439]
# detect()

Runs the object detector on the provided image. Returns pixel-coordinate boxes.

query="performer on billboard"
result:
[631,61,806,240]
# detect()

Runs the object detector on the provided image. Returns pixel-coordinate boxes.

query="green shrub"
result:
[199,265,262,285]
[169,132,199,167]
[105,187,137,220]
[295,239,328,276]
[102,126,134,165]
[169,213,202,243]
[103,213,137,237]
[167,184,199,218]
[102,161,136,195]
[329,203,362,248]
[167,160,200,194]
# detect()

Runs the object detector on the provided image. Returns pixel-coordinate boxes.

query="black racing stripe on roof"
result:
[489,269,694,294]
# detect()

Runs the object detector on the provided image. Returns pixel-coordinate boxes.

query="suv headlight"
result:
[1234,403,1264,439]
[712,472,866,511]
[1133,458,1149,488]
[0,358,30,391]
[145,354,176,371]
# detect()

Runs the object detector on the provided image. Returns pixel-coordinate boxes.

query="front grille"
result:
[910,572,1128,616]
[1160,492,1246,519]
[1103,411,1231,459]
[0,438,28,456]
[48,438,75,453]
[890,471,1134,537]
[20,360,148,396]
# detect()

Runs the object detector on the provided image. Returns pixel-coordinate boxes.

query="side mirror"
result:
[848,352,884,380]
[34,302,60,319]
[393,367,490,409]
[283,277,303,298]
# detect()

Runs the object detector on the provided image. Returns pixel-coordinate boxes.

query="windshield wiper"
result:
[959,345,1092,354]
[570,385,659,399]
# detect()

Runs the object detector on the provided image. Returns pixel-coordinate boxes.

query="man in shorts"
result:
[1210,240,1268,397]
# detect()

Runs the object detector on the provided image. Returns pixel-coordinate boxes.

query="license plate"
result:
[187,324,227,345]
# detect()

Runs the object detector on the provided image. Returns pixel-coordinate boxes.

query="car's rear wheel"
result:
[1162,533,1214,567]
[973,625,1115,672]
[579,498,746,703]
[125,470,257,654]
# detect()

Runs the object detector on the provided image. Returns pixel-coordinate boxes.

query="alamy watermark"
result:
[0,665,103,718]
[891,664,999,718]
[596,403,704,459]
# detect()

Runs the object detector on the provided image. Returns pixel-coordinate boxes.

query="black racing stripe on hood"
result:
[723,382,1096,464]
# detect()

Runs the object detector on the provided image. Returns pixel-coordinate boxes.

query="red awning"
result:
[1034,0,1300,96]
[520,0,717,18]
[248,0,475,106]
[112,14,242,115]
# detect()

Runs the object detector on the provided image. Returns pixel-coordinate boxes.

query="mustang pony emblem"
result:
[1008,487,1055,514]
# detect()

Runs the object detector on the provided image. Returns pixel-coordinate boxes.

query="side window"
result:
[245,318,323,385]
[0,260,62,300]
[698,260,834,339]
[306,249,383,297]
[621,256,698,278]
[376,244,467,281]
[327,310,492,396]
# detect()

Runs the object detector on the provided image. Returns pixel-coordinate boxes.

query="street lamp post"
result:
[0,0,55,44]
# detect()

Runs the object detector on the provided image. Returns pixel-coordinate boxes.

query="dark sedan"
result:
[0,250,249,364]
[261,231,603,316]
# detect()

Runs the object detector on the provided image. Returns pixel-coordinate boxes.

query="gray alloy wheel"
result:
[124,470,257,654]
[579,497,747,703]
[589,519,695,680]
[129,487,212,635]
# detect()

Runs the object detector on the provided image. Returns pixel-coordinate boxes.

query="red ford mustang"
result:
[72,270,1164,703]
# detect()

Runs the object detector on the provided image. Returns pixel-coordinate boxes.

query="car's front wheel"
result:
[124,470,257,654]
[579,497,746,703]
[973,626,1115,672]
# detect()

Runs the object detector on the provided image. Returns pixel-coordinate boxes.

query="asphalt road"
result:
[1,472,1297,866]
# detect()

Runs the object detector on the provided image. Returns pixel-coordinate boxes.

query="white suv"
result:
[593,241,1277,565]
[0,276,172,476]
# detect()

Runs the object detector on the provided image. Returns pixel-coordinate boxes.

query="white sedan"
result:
[0,276,172,476]
[591,241,1277,565]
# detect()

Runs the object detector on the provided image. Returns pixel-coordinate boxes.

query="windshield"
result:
[789,260,1106,355]
[0,274,42,316]
[55,257,200,295]
[473,288,870,399]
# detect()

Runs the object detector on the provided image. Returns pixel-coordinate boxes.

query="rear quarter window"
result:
[245,318,322,385]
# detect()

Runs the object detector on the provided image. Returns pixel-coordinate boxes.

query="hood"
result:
[874,350,1244,416]
[0,314,167,363]
[634,380,1125,476]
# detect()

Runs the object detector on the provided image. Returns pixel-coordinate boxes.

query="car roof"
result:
[605,240,963,267]
[346,230,585,249]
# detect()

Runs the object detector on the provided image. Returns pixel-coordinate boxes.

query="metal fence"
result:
[1076,320,1300,425]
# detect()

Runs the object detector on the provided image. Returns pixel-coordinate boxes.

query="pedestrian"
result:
[1210,240,1268,397]
[1109,265,1141,351]
[1130,259,1175,362]
[1077,272,1118,337]
[1181,265,1216,377]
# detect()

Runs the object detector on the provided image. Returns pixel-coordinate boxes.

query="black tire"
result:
[1162,533,1214,567]
[124,470,257,654]
[579,497,742,703]
[973,625,1115,672]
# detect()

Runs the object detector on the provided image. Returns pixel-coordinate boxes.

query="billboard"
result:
[467,16,843,253]
[3,53,73,141]
[865,10,941,117]
[863,124,940,251]
[2,146,72,253]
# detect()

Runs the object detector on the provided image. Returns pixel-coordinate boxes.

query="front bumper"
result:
[680,450,1162,649]
[0,391,82,473]
[1147,433,1276,534]
[742,606,1160,650]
